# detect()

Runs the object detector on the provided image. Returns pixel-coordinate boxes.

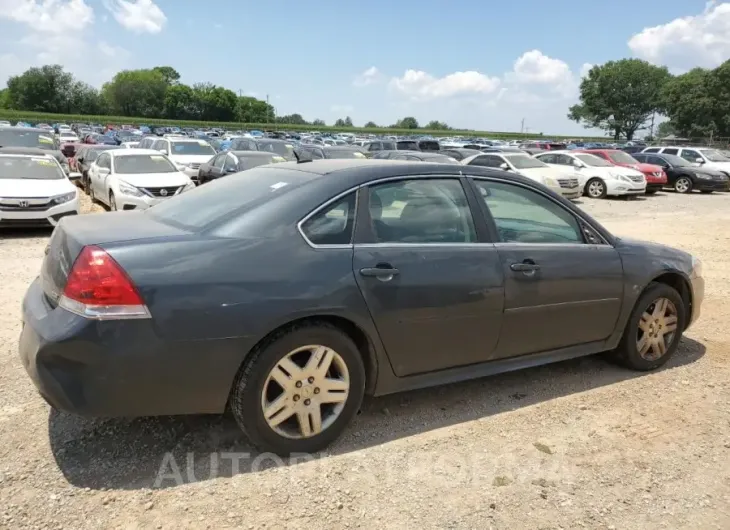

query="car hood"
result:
[692,166,727,177]
[0,177,75,198]
[622,162,662,174]
[167,154,215,164]
[116,172,191,187]
[703,160,730,170]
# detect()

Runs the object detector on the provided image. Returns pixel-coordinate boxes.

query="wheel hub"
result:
[636,297,678,361]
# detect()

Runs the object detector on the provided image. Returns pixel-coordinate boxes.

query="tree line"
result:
[0,64,450,131]
[569,58,730,141]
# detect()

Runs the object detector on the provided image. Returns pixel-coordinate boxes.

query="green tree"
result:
[68,81,106,115]
[312,119,325,127]
[363,121,378,128]
[6,65,75,113]
[568,59,670,140]
[425,120,450,130]
[344,116,353,127]
[0,88,11,109]
[236,96,274,123]
[152,66,180,85]
[396,116,419,129]
[277,113,308,125]
[334,118,346,127]
[655,121,677,139]
[661,68,717,138]
[163,83,196,119]
[102,68,168,118]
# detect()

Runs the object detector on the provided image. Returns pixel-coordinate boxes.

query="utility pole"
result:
[238,89,243,130]
[650,111,656,139]
[520,118,525,134]
[266,94,271,127]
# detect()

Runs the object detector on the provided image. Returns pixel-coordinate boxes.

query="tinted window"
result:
[418,140,440,151]
[0,129,57,150]
[96,153,110,168]
[647,155,667,166]
[469,155,503,168]
[149,166,314,230]
[382,141,396,150]
[662,148,678,155]
[473,180,582,244]
[397,141,419,151]
[368,179,476,244]
[643,148,660,153]
[300,193,356,246]
[537,154,556,164]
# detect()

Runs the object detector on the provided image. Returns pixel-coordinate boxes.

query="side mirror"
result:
[159,149,167,154]
[696,157,704,164]
[98,167,110,175]
[499,162,510,170]
[572,159,583,168]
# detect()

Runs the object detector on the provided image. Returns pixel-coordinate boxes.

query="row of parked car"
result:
[1,121,729,229]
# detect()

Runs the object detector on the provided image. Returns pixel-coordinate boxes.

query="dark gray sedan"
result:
[20,159,704,455]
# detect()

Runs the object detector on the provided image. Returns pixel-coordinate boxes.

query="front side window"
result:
[680,149,701,162]
[300,193,356,246]
[473,180,583,244]
[537,154,556,164]
[469,155,504,168]
[96,153,110,169]
[368,179,476,244]
[575,153,613,167]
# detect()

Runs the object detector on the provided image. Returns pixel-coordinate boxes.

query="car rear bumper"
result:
[19,278,245,417]
[0,198,79,228]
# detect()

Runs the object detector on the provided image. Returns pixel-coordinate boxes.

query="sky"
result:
[0,0,728,135]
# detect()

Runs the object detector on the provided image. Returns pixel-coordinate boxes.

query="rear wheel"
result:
[586,178,607,199]
[612,282,685,371]
[675,176,692,193]
[229,322,366,455]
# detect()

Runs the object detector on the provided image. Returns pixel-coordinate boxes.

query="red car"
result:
[579,149,667,194]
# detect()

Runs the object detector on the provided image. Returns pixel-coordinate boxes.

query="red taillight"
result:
[59,245,150,319]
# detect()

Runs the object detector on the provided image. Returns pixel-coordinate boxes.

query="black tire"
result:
[674,176,693,194]
[700,190,713,194]
[109,191,117,211]
[88,181,96,202]
[585,178,607,199]
[229,322,366,455]
[612,282,686,371]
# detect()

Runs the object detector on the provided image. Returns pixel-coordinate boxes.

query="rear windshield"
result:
[0,156,64,180]
[419,141,441,151]
[148,166,312,230]
[171,141,216,156]
[397,141,419,150]
[230,138,258,151]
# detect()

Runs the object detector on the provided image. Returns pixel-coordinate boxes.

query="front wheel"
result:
[612,282,686,371]
[675,176,693,193]
[229,322,366,455]
[585,178,607,199]
[109,191,117,211]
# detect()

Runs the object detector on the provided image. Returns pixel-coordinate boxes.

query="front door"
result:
[469,178,624,359]
[353,177,505,377]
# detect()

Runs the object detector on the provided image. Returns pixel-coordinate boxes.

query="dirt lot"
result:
[1,189,729,529]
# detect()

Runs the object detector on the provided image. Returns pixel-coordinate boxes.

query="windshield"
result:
[607,151,639,165]
[231,138,258,151]
[698,149,730,162]
[170,141,216,156]
[382,141,396,150]
[505,154,548,169]
[0,130,57,150]
[257,140,294,159]
[114,154,177,174]
[149,166,312,229]
[0,156,63,180]
[575,154,613,167]
[660,154,691,167]
[325,150,366,159]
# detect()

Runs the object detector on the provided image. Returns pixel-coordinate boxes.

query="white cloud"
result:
[579,63,593,79]
[511,49,572,85]
[0,0,131,87]
[628,1,730,71]
[353,66,383,87]
[104,0,167,34]
[389,69,501,101]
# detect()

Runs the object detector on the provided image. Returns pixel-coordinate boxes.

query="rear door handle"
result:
[510,260,540,275]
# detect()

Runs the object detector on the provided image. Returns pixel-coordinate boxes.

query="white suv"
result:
[642,146,730,177]
[150,137,216,183]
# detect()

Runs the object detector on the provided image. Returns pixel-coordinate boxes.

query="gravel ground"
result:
[1,189,729,529]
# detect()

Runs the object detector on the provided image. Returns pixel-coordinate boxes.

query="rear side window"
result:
[300,193,357,246]
[149,166,313,230]
[663,148,678,155]
[643,148,660,153]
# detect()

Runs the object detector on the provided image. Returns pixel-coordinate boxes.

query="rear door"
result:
[468,177,623,359]
[352,176,505,377]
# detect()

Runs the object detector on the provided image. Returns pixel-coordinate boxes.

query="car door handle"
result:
[510,261,540,273]
[359,265,399,279]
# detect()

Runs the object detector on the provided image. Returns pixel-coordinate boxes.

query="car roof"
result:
[322,145,363,151]
[0,126,50,133]
[230,150,276,157]
[109,148,166,157]
[0,152,54,159]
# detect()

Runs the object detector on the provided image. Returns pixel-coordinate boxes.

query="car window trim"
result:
[296,188,361,249]
[466,175,613,247]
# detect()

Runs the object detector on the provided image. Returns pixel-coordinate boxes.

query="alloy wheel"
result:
[587,180,605,198]
[636,297,678,361]
[261,345,350,439]
[675,177,691,193]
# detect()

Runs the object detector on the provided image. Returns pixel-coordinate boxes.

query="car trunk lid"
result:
[40,211,190,306]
